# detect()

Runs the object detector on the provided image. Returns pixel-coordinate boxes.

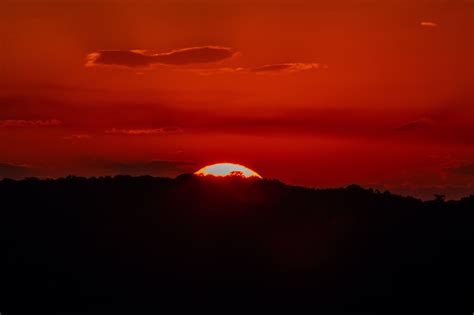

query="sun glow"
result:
[194,163,262,178]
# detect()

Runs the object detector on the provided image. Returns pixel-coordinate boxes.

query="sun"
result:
[194,163,262,179]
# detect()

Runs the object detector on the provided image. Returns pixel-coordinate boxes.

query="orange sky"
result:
[1,0,473,199]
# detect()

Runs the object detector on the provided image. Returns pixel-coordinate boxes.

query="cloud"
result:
[179,67,246,76]
[86,46,236,68]
[105,127,182,135]
[0,119,62,128]
[250,63,323,73]
[395,119,432,132]
[0,163,33,179]
[446,163,474,176]
[102,160,196,176]
[420,21,437,27]
[182,63,325,76]
[86,46,325,75]
[62,134,91,140]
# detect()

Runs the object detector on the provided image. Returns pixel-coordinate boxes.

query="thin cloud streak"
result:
[182,63,326,75]
[250,63,323,73]
[0,119,62,128]
[420,21,437,27]
[446,163,474,176]
[100,160,196,176]
[395,119,432,132]
[105,127,182,135]
[62,134,91,140]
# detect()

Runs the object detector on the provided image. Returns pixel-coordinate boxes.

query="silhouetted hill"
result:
[1,175,473,313]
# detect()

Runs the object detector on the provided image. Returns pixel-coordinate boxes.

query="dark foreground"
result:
[1,175,473,313]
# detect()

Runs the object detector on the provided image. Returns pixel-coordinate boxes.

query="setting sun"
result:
[195,163,262,179]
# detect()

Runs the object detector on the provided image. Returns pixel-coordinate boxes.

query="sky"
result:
[1,0,473,199]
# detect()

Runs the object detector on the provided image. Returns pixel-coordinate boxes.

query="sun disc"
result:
[194,163,262,178]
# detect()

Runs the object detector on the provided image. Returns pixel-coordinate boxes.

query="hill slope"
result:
[1,175,473,312]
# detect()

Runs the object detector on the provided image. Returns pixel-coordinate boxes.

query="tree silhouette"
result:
[229,170,245,177]
[434,193,446,202]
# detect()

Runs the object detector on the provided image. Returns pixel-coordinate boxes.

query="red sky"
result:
[1,0,473,199]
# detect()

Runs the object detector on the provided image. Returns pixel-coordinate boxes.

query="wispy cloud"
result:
[62,134,91,140]
[420,21,437,27]
[0,119,62,128]
[0,162,34,179]
[395,119,432,132]
[250,63,323,73]
[101,160,196,176]
[105,127,182,135]
[86,46,236,68]
[446,163,474,176]
[182,63,326,76]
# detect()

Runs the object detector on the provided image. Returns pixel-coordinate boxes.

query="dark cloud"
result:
[0,163,33,179]
[446,163,474,176]
[87,46,235,68]
[395,119,431,132]
[102,160,196,177]
[87,50,154,67]
[154,46,235,65]
[0,119,62,128]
